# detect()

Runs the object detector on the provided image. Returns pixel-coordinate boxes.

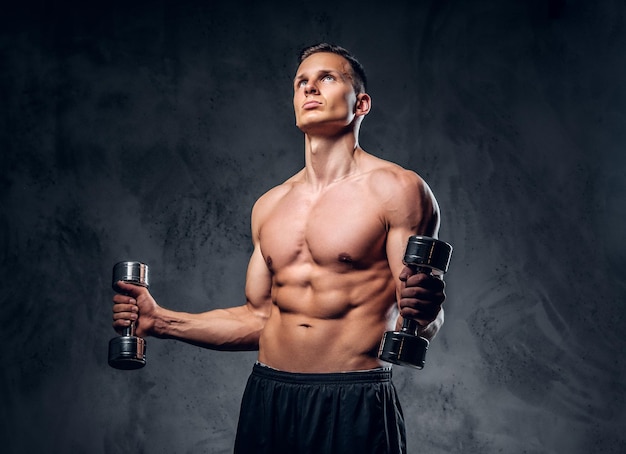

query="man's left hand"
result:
[398,266,446,327]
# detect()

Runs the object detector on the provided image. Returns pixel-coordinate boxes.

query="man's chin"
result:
[295,119,350,135]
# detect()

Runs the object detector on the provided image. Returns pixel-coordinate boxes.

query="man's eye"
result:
[322,75,335,82]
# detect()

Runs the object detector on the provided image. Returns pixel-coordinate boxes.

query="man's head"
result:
[298,43,368,95]
[293,44,371,135]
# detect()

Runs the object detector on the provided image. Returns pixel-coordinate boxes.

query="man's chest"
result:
[258,185,388,271]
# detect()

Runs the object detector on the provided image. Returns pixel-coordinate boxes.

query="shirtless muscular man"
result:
[112,43,447,453]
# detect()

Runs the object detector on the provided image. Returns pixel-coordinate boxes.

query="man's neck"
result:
[303,132,361,189]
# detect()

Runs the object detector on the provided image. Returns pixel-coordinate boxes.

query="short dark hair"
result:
[298,43,368,94]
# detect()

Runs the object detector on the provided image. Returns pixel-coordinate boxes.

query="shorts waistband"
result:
[251,362,392,384]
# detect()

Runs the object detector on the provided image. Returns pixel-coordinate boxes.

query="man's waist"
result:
[252,361,392,384]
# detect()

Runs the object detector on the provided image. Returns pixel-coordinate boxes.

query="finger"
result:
[400,286,445,305]
[112,318,133,334]
[399,292,442,309]
[112,303,138,314]
[398,301,441,325]
[404,273,445,292]
[114,281,145,297]
[112,311,137,323]
[112,294,137,305]
[112,311,135,323]
[398,265,415,282]
[112,306,138,331]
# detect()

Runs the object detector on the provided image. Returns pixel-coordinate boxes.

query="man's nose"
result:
[304,82,318,95]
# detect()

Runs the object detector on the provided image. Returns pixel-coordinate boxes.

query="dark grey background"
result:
[1,0,625,453]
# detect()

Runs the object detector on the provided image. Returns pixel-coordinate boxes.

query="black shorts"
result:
[234,363,406,454]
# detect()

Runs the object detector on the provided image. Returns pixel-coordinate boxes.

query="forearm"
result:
[418,307,444,340]
[395,308,444,341]
[152,305,267,351]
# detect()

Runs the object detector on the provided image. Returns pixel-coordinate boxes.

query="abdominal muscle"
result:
[257,264,396,373]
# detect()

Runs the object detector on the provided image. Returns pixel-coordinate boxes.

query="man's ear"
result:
[355,93,371,117]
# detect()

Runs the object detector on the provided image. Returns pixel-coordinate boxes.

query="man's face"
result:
[293,52,359,134]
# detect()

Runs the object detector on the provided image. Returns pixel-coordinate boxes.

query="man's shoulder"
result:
[364,157,427,196]
[362,155,438,223]
[252,170,304,214]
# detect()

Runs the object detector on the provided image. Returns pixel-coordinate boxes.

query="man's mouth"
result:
[302,101,321,109]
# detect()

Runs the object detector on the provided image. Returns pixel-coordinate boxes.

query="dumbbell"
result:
[108,261,149,370]
[378,236,452,369]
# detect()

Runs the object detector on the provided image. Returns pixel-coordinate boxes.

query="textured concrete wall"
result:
[1,0,625,453]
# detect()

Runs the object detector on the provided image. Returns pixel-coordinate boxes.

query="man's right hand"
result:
[112,281,159,338]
